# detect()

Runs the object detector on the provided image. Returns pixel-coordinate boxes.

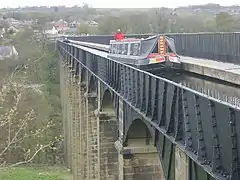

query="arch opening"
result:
[75,62,80,75]
[124,119,165,180]
[126,119,153,147]
[88,76,97,94]
[80,68,87,83]
[99,89,118,180]
[101,90,115,114]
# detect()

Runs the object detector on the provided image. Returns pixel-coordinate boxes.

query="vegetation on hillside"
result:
[0,28,62,167]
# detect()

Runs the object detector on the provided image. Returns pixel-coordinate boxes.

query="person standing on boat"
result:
[114,29,124,41]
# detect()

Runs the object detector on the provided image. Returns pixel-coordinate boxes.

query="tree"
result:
[0,65,62,168]
[98,15,128,35]
[149,9,170,33]
[0,28,63,167]
[216,12,234,32]
[53,6,58,13]
[77,23,99,35]
[123,13,151,34]
[171,14,216,33]
[77,23,90,35]
[82,3,97,15]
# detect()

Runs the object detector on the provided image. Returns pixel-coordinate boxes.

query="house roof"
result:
[0,28,5,34]
[0,46,18,60]
[0,46,12,56]
[88,20,99,25]
[55,19,68,24]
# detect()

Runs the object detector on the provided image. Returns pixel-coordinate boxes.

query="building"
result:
[52,19,69,33]
[7,18,19,25]
[87,20,99,27]
[45,26,58,35]
[0,28,5,38]
[0,46,18,60]
[69,21,79,28]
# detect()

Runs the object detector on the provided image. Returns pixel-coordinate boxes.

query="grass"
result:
[0,166,72,180]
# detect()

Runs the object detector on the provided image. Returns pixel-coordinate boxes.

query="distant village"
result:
[0,16,99,38]
[1,3,240,60]
[44,19,99,35]
[1,3,240,38]
[0,16,99,60]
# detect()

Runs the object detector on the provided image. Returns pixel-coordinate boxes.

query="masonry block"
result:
[80,85,88,180]
[71,77,78,180]
[115,140,165,180]
[66,68,73,170]
[175,146,188,180]
[86,95,100,180]
[100,118,118,180]
[60,64,166,180]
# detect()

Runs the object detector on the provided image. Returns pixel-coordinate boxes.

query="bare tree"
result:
[0,63,62,168]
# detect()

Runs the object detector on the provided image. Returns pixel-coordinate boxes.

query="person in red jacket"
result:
[114,29,124,41]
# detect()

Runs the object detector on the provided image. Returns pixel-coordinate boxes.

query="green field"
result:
[0,166,72,180]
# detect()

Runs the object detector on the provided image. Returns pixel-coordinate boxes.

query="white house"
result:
[0,46,18,60]
[45,26,58,35]
[0,28,5,38]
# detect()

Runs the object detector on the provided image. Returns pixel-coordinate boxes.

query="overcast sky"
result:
[1,0,240,8]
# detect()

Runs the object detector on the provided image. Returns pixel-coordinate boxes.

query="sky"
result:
[0,0,240,9]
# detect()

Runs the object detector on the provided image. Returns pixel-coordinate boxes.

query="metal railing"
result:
[57,39,240,180]
[66,33,240,65]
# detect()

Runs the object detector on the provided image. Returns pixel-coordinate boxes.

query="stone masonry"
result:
[85,91,100,180]
[98,114,118,180]
[80,82,88,180]
[115,141,165,180]
[60,58,190,180]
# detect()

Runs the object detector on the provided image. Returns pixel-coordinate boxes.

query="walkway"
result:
[181,56,240,85]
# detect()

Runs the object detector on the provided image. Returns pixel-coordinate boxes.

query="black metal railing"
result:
[57,40,240,180]
[67,33,240,65]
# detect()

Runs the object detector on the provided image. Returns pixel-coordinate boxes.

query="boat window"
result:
[116,44,121,54]
[121,43,128,55]
[112,44,117,54]
[130,43,140,56]
[152,44,158,53]
[166,42,173,53]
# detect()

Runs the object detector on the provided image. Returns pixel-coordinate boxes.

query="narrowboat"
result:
[107,34,181,70]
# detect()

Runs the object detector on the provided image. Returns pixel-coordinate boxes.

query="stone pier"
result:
[59,58,194,180]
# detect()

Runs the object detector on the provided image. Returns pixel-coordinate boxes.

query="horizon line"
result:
[0,3,240,9]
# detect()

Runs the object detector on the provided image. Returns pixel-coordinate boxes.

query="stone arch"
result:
[75,62,80,75]
[80,67,87,83]
[88,75,97,93]
[125,119,154,147]
[101,89,115,114]
[98,89,118,180]
[124,118,165,180]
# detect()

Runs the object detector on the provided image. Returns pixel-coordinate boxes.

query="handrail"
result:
[68,40,110,52]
